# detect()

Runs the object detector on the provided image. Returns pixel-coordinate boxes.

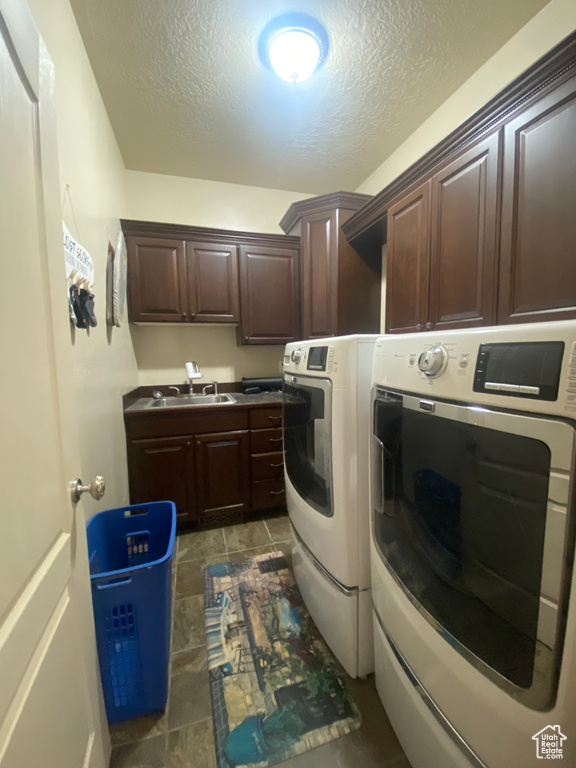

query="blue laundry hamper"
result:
[86,500,176,723]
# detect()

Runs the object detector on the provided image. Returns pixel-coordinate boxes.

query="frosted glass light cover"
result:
[268,30,321,83]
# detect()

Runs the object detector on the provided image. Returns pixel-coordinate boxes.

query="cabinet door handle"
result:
[416,323,424,331]
[269,437,282,443]
[181,313,187,319]
[270,462,284,468]
[189,312,196,321]
[268,415,282,423]
[426,321,434,331]
[269,489,285,496]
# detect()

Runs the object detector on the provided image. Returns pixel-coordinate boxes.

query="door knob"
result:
[70,476,105,504]
[426,321,434,331]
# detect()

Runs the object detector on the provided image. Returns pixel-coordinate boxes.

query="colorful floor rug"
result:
[203,552,361,768]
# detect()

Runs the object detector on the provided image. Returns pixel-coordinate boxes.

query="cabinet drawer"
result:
[250,407,283,429]
[126,409,249,439]
[251,451,284,481]
[250,427,283,454]
[252,478,286,509]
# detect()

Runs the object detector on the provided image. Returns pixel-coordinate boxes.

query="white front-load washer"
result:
[283,334,377,678]
[370,321,576,768]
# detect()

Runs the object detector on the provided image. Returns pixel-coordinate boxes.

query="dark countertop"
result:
[124,389,284,416]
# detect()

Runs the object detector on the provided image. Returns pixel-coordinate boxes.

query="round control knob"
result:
[290,349,302,364]
[417,344,449,378]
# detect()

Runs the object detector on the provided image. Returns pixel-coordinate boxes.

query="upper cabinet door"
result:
[300,212,338,339]
[238,244,300,344]
[498,75,576,325]
[428,132,499,331]
[186,241,240,323]
[386,181,430,333]
[127,237,187,322]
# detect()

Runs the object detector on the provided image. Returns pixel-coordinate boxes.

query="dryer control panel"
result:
[372,321,576,417]
[285,345,335,373]
[472,341,564,401]
[306,345,329,371]
[284,335,378,387]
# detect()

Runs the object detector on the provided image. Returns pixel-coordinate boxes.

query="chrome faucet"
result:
[168,386,181,397]
[186,361,202,395]
[202,380,219,396]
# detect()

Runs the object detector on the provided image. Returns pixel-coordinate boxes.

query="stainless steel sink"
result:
[148,393,235,408]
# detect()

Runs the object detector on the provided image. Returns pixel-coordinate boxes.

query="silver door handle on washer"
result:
[372,436,384,515]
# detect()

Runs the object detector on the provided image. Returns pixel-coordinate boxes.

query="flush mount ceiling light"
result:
[259,13,328,83]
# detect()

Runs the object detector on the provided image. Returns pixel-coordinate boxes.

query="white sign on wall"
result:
[63,221,94,291]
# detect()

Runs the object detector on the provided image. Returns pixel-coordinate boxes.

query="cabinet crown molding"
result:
[279,191,373,234]
[121,219,300,250]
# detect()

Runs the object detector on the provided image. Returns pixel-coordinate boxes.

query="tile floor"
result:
[108,513,411,768]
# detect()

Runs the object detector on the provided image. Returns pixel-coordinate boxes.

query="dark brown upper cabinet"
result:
[386,181,430,334]
[428,132,499,331]
[301,210,337,338]
[186,241,239,322]
[127,237,188,323]
[122,221,300,339]
[280,192,380,339]
[126,233,239,324]
[498,75,576,325]
[238,243,300,345]
[386,133,499,334]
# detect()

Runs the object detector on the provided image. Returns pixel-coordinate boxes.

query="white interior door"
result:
[0,1,108,766]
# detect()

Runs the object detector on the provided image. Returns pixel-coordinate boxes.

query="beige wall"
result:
[125,170,313,235]
[28,0,139,517]
[131,325,283,387]
[357,0,576,196]
[125,170,311,384]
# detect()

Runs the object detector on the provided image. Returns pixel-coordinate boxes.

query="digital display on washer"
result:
[307,346,328,371]
[473,341,564,400]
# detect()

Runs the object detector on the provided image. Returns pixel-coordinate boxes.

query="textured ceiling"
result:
[69,0,550,195]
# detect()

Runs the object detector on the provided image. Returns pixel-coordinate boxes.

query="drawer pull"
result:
[270,462,284,468]
[268,437,282,443]
[269,489,285,496]
[268,415,282,422]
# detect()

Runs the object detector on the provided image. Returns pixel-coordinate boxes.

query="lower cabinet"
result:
[194,430,250,523]
[125,404,286,528]
[127,435,195,526]
[249,406,286,509]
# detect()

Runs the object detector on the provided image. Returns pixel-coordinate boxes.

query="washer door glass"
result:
[283,376,332,516]
[371,388,575,710]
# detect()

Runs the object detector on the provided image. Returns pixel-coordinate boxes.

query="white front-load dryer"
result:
[369,322,576,768]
